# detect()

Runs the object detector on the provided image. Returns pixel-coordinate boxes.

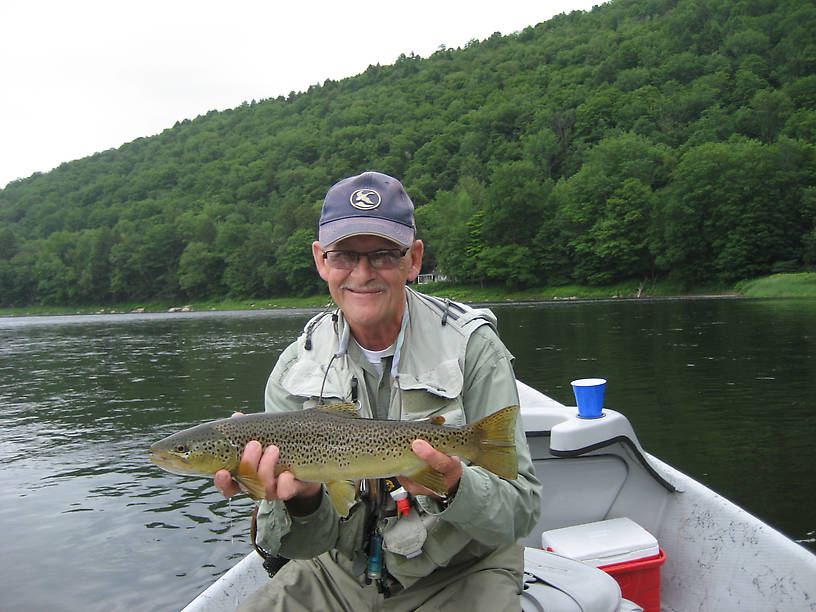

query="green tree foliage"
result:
[0,0,814,306]
[660,138,813,283]
[415,177,484,282]
[276,229,322,297]
[178,242,225,299]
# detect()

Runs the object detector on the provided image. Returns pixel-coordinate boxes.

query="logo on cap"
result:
[350,189,381,210]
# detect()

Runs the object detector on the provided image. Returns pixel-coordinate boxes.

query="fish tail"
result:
[471,405,519,480]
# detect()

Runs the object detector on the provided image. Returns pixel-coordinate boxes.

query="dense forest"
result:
[1,0,814,307]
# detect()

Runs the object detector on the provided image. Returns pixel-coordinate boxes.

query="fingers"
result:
[215,468,241,498]
[213,440,264,499]
[243,440,263,466]
[275,460,321,501]
[412,440,461,475]
[213,439,320,503]
[403,439,464,497]
[258,444,280,500]
[276,471,301,500]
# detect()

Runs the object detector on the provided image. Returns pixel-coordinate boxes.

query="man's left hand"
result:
[397,439,463,498]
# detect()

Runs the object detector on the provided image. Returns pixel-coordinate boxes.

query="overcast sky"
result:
[0,0,601,188]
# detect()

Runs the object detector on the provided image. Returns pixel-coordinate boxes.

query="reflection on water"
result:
[0,310,313,612]
[0,299,814,611]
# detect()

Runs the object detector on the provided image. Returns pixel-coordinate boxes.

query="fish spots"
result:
[161,404,475,479]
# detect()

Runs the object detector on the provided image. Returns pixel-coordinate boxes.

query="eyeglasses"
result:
[322,248,409,270]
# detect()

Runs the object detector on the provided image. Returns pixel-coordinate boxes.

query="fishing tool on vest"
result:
[389,486,410,517]
[383,477,411,517]
[363,476,403,596]
[366,531,384,586]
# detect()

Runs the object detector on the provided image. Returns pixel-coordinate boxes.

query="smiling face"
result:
[313,234,423,350]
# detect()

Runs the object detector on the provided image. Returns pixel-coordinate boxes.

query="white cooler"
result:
[541,517,665,612]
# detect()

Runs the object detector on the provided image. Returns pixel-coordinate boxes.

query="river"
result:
[0,297,813,611]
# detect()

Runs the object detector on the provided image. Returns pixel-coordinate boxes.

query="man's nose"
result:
[350,253,375,277]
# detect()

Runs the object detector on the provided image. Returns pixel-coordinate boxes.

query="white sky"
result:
[0,0,601,188]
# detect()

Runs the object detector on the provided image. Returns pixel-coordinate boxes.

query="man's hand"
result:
[214,441,322,514]
[397,439,463,498]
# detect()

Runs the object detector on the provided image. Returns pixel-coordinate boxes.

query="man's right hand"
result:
[214,440,323,515]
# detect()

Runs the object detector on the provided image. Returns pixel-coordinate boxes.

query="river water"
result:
[1,298,814,611]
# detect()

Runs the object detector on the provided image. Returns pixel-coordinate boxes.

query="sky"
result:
[0,0,602,189]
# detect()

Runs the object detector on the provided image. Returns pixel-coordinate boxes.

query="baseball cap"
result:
[318,171,415,248]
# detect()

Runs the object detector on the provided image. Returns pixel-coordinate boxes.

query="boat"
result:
[181,380,816,611]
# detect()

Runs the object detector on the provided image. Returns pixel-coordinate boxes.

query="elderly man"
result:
[215,171,541,611]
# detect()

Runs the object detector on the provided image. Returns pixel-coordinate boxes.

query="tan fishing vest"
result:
[272,288,505,587]
[278,287,498,426]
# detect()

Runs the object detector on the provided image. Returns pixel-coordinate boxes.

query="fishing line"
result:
[318,301,408,415]
[391,306,409,420]
[227,496,237,548]
[319,319,350,404]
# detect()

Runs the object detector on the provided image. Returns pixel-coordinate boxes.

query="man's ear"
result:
[312,241,330,281]
[406,240,424,282]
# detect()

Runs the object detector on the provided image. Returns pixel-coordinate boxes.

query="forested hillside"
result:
[1,0,814,307]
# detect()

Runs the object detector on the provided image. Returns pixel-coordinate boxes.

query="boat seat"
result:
[522,548,642,612]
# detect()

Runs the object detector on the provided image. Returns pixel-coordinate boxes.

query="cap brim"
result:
[319,217,414,248]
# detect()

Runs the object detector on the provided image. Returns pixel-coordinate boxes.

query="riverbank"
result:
[1,273,813,317]
[735,272,816,297]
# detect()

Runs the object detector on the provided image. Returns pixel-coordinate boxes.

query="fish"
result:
[150,403,519,516]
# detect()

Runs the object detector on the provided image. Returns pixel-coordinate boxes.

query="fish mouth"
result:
[150,450,203,477]
[150,449,227,478]
[150,450,185,468]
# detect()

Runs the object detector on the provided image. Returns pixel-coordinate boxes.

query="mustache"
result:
[340,283,388,292]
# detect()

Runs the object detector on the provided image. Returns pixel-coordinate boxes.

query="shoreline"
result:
[0,291,774,320]
[1,272,813,318]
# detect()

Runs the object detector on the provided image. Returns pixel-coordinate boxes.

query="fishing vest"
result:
[278,287,499,426]
[271,287,507,588]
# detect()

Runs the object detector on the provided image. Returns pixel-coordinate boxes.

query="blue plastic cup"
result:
[571,378,607,419]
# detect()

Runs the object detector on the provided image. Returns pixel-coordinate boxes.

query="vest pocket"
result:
[398,388,466,427]
[280,357,352,401]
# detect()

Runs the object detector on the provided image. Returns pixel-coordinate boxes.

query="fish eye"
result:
[174,444,188,453]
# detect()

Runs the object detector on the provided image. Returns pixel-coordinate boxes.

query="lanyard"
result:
[318,303,409,408]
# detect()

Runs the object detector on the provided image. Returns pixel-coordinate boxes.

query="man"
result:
[215,171,541,611]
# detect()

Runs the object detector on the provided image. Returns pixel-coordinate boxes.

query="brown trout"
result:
[150,403,518,516]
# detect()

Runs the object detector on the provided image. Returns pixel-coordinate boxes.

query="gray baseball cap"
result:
[318,171,416,247]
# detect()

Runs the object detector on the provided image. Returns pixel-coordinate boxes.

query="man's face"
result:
[312,234,423,345]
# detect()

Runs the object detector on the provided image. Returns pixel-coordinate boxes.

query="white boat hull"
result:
[181,381,816,611]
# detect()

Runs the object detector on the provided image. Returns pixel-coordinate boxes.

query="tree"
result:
[110,222,184,300]
[74,227,114,304]
[178,242,225,299]
[481,160,551,246]
[548,133,672,284]
[473,244,539,289]
[572,178,655,285]
[275,229,322,297]
[415,177,485,280]
[740,90,793,143]
[659,138,813,283]
[223,223,282,297]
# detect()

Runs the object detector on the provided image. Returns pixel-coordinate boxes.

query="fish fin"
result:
[235,459,267,500]
[427,415,446,425]
[470,405,519,480]
[406,465,448,496]
[325,480,356,517]
[312,403,359,418]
